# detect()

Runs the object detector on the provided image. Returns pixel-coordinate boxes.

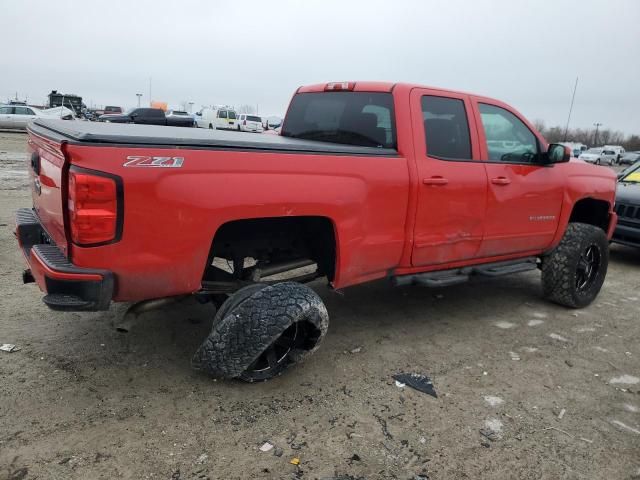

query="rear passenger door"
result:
[472,100,564,257]
[410,89,488,266]
[12,107,37,128]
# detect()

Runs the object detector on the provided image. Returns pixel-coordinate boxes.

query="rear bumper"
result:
[15,208,113,311]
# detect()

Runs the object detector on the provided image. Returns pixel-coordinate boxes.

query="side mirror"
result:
[543,143,571,164]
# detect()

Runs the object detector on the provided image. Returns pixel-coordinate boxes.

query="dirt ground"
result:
[0,130,639,480]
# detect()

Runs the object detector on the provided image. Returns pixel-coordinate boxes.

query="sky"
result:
[2,0,639,133]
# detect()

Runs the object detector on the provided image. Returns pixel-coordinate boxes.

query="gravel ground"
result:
[0,130,639,480]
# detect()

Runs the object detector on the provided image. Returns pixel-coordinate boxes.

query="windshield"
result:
[282,91,397,149]
[170,111,189,115]
[621,162,640,183]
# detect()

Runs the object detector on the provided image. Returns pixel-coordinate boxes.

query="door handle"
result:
[423,176,449,185]
[491,177,511,185]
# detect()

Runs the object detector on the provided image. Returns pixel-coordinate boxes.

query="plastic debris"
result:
[609,375,640,385]
[259,442,274,452]
[290,457,300,465]
[395,380,406,388]
[349,347,362,354]
[392,373,437,398]
[558,408,566,419]
[0,344,20,353]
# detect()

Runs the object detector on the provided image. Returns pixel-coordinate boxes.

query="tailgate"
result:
[26,129,69,256]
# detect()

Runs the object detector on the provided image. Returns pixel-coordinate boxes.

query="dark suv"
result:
[613,161,640,247]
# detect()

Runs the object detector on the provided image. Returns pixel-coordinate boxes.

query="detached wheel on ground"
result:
[192,282,329,382]
[541,222,609,308]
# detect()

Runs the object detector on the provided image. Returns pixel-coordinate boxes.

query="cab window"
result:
[218,110,227,119]
[421,96,472,160]
[479,103,538,163]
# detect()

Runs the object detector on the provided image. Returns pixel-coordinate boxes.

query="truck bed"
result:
[30,119,398,156]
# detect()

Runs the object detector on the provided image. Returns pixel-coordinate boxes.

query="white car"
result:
[0,105,74,130]
[578,147,617,165]
[195,108,238,130]
[603,145,625,164]
[236,114,263,133]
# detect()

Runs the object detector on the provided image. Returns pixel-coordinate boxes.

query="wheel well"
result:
[569,198,610,232]
[203,216,336,283]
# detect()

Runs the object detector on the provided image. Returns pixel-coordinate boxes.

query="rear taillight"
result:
[68,169,121,245]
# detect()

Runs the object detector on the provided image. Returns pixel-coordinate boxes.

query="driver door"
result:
[471,99,564,257]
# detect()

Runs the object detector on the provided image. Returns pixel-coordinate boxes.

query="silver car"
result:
[0,105,39,130]
[578,147,617,166]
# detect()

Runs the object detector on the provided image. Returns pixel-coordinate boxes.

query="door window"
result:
[15,107,33,115]
[218,110,227,119]
[421,96,472,160]
[479,104,538,163]
[228,111,237,120]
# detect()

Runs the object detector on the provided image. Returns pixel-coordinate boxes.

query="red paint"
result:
[22,82,618,304]
[29,248,103,293]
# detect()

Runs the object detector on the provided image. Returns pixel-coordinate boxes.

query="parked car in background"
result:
[618,151,640,165]
[578,147,617,165]
[0,105,73,130]
[99,108,194,127]
[603,145,625,164]
[104,106,123,115]
[613,160,640,247]
[560,142,588,158]
[166,110,196,127]
[237,114,263,132]
[195,108,238,130]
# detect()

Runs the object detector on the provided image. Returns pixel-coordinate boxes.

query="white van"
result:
[195,108,238,130]
[603,145,625,164]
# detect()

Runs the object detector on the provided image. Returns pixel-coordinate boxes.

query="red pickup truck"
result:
[17,81,617,381]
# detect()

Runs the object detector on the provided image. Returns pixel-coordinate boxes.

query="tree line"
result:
[533,120,640,151]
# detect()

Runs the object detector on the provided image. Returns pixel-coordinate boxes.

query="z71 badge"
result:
[123,156,184,168]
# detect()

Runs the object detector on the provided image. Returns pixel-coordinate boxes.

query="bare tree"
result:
[237,104,255,114]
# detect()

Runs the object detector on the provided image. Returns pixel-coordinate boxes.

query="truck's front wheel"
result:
[541,222,609,308]
[192,282,329,382]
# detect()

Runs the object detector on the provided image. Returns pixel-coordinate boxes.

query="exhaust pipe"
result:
[116,295,190,332]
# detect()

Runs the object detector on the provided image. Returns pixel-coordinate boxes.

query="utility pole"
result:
[593,122,602,146]
[149,77,152,107]
[188,102,194,113]
[136,93,142,107]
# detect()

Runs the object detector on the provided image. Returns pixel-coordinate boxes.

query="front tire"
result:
[595,158,601,165]
[192,282,329,382]
[541,223,609,308]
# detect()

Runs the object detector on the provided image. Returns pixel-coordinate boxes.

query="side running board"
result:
[392,257,538,288]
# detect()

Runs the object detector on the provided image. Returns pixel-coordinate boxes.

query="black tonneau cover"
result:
[30,119,397,156]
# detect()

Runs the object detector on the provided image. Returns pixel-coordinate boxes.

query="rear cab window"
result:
[421,95,472,160]
[282,92,396,149]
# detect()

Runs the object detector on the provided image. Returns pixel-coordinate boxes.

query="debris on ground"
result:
[483,395,504,407]
[349,347,362,354]
[611,420,640,435]
[392,373,437,398]
[290,457,300,465]
[195,453,208,464]
[273,447,283,457]
[558,408,566,419]
[0,343,20,353]
[259,442,274,452]
[609,375,640,385]
[395,380,406,388]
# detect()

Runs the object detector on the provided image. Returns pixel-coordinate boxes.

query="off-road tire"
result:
[191,282,329,382]
[541,222,609,308]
